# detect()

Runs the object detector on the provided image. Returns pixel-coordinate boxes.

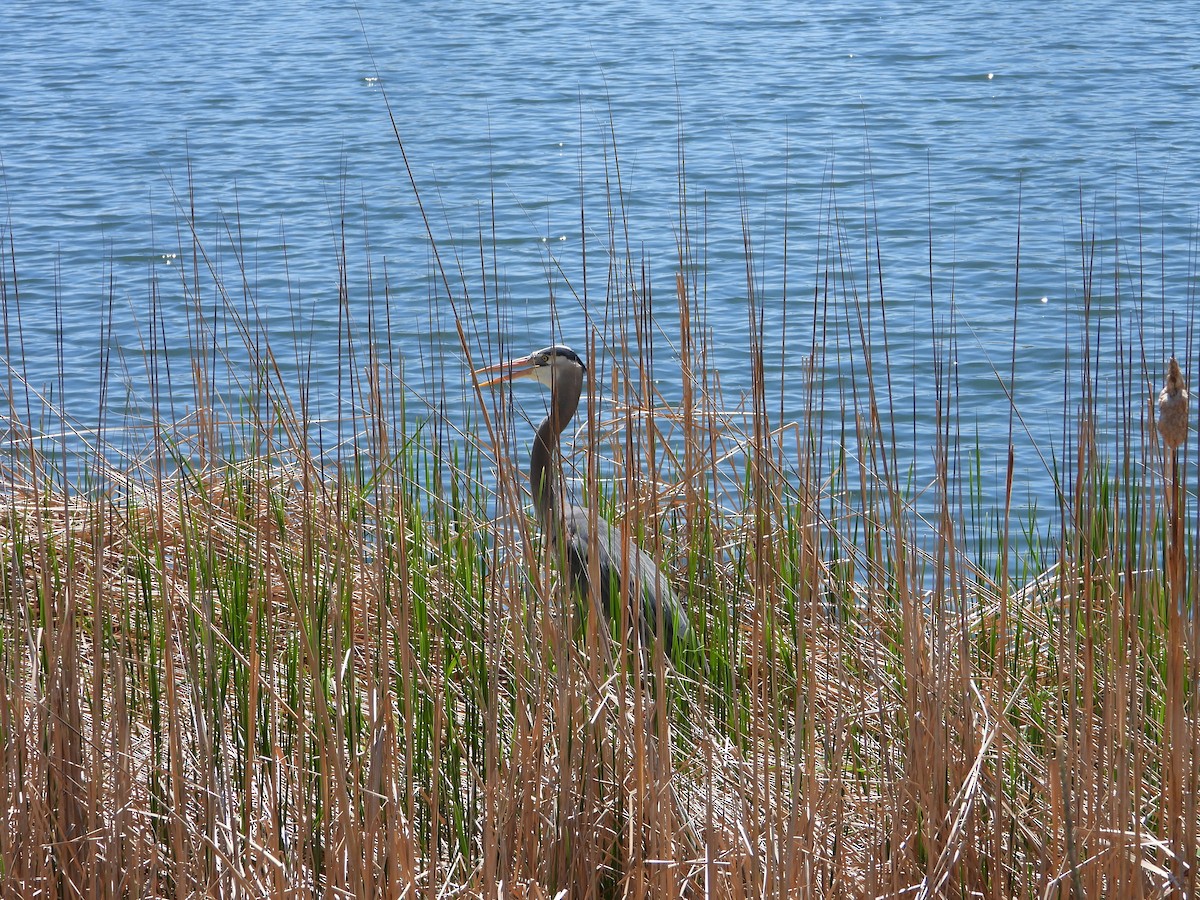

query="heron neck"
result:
[529,381,580,536]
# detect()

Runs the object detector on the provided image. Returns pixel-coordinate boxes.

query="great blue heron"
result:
[476,344,693,655]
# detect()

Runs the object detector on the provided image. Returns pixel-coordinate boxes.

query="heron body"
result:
[477,345,692,654]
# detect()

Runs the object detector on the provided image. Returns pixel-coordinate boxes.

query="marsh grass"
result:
[0,127,1197,898]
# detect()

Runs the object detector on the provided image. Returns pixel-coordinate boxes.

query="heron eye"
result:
[539,354,550,365]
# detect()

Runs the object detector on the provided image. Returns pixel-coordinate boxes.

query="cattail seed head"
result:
[1157,356,1189,450]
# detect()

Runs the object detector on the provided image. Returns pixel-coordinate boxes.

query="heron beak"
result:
[474,352,541,388]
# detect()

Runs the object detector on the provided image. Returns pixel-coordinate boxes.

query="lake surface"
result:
[2,1,1198,554]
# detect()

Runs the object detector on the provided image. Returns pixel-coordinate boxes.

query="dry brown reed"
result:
[0,133,1197,899]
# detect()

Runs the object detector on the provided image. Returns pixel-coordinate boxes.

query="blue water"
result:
[2,1,1198,552]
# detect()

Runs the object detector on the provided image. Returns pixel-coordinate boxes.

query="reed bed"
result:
[0,135,1197,899]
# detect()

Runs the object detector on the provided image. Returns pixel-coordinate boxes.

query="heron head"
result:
[476,345,587,390]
